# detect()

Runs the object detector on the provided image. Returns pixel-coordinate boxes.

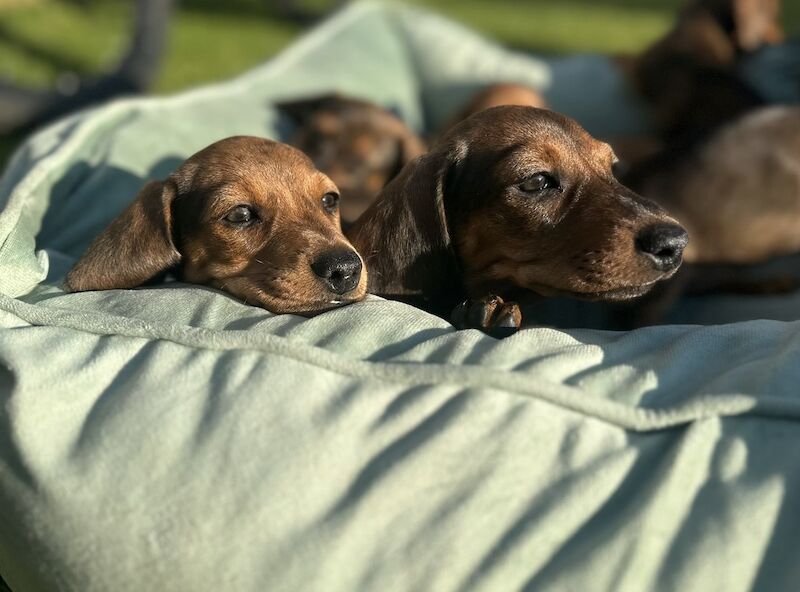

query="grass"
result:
[0,0,687,91]
[2,0,799,89]
[0,0,797,163]
[413,0,684,54]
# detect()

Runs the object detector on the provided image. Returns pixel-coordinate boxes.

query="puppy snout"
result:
[311,249,362,295]
[635,224,688,272]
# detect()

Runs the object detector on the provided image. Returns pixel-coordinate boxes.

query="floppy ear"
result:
[732,0,783,51]
[349,141,465,304]
[275,94,340,123]
[65,179,180,292]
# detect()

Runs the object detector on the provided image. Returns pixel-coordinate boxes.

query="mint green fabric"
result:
[2,3,800,591]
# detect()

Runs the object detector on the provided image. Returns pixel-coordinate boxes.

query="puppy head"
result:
[279,94,426,222]
[66,136,368,314]
[367,106,688,302]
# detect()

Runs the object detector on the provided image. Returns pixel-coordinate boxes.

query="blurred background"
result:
[0,0,798,167]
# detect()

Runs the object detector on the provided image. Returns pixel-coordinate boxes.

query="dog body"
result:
[66,136,368,314]
[631,106,800,265]
[622,0,794,265]
[602,0,798,326]
[349,106,687,334]
[279,94,427,224]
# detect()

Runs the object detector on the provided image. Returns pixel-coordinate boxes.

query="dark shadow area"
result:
[0,358,36,492]
[321,391,470,520]
[366,327,453,361]
[650,419,800,590]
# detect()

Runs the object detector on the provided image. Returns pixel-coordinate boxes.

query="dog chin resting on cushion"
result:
[348,105,689,336]
[65,136,368,315]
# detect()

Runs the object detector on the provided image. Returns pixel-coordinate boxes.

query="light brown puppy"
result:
[279,94,427,224]
[66,136,368,314]
[348,106,688,335]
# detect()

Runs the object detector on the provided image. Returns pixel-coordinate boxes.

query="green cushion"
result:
[1,3,800,590]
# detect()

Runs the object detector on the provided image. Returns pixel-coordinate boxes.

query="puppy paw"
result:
[451,295,522,337]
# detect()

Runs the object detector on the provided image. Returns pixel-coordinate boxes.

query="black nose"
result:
[635,224,688,272]
[311,249,362,295]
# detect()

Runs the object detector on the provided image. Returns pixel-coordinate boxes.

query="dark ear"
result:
[732,0,783,51]
[275,94,341,123]
[349,141,465,302]
[65,180,180,292]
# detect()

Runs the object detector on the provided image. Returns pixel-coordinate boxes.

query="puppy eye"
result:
[519,173,560,193]
[322,192,340,213]
[223,205,257,226]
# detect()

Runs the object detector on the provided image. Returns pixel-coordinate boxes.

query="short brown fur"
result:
[348,106,687,333]
[66,136,368,314]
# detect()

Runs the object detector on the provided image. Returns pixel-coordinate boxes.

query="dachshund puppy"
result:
[278,94,427,224]
[66,136,368,314]
[348,106,688,335]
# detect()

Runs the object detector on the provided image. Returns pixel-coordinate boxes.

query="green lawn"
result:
[0,0,798,163]
[0,0,688,92]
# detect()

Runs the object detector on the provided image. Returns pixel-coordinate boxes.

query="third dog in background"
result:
[279,94,426,224]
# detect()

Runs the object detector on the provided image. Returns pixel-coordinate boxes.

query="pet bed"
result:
[1,3,799,590]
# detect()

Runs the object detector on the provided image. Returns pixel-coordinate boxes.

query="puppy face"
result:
[446,108,687,300]
[279,95,426,222]
[66,137,368,314]
[351,106,687,306]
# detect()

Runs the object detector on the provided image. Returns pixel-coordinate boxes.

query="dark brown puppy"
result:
[279,94,427,224]
[348,106,688,335]
[66,136,368,314]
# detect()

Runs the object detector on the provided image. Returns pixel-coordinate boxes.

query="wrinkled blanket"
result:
[1,3,799,590]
